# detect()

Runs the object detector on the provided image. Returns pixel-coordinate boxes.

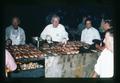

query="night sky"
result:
[1,0,114,43]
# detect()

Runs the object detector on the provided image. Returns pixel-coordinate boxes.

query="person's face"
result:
[12,18,19,29]
[103,22,110,31]
[85,21,92,28]
[52,18,59,28]
[103,32,113,51]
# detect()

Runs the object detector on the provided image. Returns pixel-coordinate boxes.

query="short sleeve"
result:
[5,50,17,71]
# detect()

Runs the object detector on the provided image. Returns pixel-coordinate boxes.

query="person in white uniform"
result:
[6,17,26,45]
[40,15,69,44]
[81,19,101,45]
[93,28,113,78]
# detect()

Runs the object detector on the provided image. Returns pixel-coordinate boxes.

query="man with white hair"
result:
[40,15,69,44]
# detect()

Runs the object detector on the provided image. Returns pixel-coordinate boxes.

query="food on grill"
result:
[19,62,43,70]
[7,45,45,60]
[42,41,82,55]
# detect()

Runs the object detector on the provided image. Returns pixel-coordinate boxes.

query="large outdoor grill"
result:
[42,41,96,55]
[6,41,99,78]
[6,44,45,77]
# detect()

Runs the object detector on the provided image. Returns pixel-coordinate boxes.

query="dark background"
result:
[0,0,118,82]
[1,0,114,43]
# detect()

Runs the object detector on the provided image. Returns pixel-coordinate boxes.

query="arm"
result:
[62,27,69,41]
[99,18,105,32]
[40,26,49,40]
[92,71,98,78]
[60,26,69,44]
[94,30,101,40]
[5,27,10,40]
[20,29,26,45]
[93,55,102,78]
[81,30,84,42]
[95,44,105,51]
[5,50,17,71]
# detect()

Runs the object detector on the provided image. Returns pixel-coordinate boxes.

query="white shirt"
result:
[94,48,113,78]
[41,24,69,42]
[6,50,17,71]
[6,25,26,45]
[45,56,62,77]
[81,27,101,44]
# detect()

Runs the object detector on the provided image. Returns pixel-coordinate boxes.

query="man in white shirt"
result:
[81,19,101,45]
[93,29,113,78]
[40,15,69,44]
[6,17,26,45]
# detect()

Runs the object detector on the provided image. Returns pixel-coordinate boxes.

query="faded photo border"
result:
[0,0,118,82]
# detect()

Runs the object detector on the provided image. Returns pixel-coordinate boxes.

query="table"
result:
[45,52,100,78]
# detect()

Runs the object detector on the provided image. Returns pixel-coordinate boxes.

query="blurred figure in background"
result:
[99,17,105,34]
[6,17,26,45]
[77,16,87,38]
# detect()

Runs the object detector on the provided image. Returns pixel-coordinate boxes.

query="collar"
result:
[11,25,19,30]
[85,27,93,30]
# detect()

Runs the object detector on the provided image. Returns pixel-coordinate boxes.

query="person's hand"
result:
[6,67,10,72]
[62,38,67,44]
[6,39,12,46]
[5,67,11,77]
[95,44,104,51]
[92,71,98,78]
[46,35,52,43]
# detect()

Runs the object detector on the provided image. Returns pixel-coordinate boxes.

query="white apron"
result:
[10,29,21,45]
